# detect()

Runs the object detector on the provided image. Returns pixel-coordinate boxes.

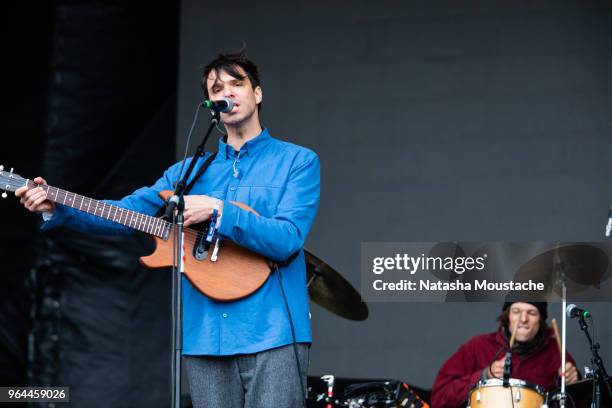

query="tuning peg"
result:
[0,165,4,171]
[1,192,7,199]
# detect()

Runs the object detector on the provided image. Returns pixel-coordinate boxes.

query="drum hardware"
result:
[512,244,610,408]
[549,390,573,408]
[311,377,429,408]
[558,249,569,408]
[515,388,521,402]
[503,324,519,389]
[343,380,429,408]
[321,375,336,408]
[563,378,612,408]
[569,308,611,408]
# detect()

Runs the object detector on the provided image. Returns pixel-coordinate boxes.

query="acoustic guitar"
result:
[0,165,272,301]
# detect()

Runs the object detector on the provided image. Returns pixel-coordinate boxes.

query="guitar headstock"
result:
[0,165,27,198]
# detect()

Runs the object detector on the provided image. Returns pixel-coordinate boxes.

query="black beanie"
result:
[502,301,547,321]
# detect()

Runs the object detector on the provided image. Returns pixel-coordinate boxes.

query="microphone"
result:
[606,205,612,237]
[201,98,234,113]
[566,304,591,319]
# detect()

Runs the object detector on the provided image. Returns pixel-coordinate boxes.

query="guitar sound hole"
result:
[192,221,212,261]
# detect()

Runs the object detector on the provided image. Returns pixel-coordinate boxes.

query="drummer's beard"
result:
[503,323,548,357]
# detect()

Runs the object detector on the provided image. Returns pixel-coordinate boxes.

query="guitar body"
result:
[139,190,272,301]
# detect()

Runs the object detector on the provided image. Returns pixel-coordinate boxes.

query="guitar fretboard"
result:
[26,180,171,239]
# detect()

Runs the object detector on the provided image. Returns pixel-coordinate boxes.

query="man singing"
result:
[16,49,320,408]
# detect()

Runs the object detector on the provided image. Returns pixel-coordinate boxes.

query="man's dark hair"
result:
[201,49,261,110]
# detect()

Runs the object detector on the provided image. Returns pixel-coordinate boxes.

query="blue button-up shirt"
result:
[42,128,320,355]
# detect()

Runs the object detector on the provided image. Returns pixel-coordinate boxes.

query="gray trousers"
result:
[185,343,309,408]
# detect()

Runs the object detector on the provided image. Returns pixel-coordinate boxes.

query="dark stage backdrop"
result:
[1,2,179,406]
[177,1,612,389]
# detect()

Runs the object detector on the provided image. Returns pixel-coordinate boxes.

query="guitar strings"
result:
[2,178,213,242]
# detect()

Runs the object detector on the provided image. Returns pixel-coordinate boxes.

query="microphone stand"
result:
[577,314,611,408]
[503,325,518,388]
[169,111,220,408]
[502,351,512,387]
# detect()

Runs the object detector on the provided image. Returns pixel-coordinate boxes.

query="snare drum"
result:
[467,378,546,408]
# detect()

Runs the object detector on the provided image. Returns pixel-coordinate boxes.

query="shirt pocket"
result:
[234,186,283,218]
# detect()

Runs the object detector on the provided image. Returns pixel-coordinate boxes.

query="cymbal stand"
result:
[321,375,336,408]
[555,248,568,408]
[306,266,323,288]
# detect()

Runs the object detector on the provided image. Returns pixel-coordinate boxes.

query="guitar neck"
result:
[26,179,170,239]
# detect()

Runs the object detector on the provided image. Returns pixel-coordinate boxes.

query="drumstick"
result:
[552,318,562,355]
[509,322,519,349]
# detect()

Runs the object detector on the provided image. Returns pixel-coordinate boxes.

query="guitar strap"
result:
[275,250,300,268]
[183,152,217,196]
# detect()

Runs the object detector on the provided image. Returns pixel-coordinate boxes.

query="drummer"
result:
[430,302,580,408]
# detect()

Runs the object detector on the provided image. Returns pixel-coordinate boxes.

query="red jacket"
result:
[430,327,576,408]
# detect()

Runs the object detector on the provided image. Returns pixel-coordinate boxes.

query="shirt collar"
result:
[217,128,271,159]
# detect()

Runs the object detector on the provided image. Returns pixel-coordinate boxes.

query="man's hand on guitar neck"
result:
[183,195,223,227]
[15,177,56,214]
[15,178,224,227]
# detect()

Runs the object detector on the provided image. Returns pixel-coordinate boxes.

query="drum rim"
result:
[469,378,546,395]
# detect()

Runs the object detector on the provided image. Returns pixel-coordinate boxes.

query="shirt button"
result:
[222,313,228,318]
[230,186,236,191]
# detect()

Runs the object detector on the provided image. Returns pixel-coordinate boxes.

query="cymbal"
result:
[512,244,609,299]
[304,249,369,321]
